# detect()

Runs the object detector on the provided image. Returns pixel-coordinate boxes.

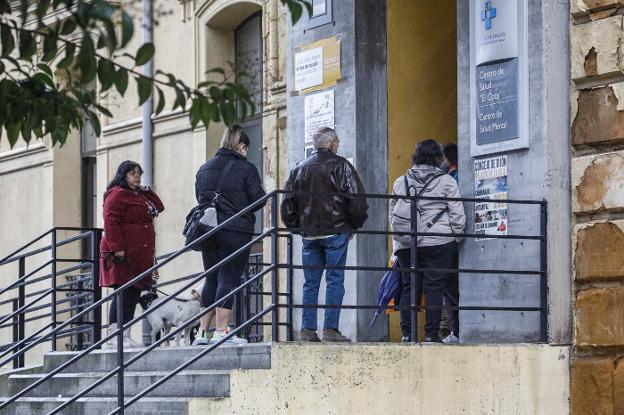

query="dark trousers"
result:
[109,285,141,325]
[396,242,459,338]
[200,230,252,310]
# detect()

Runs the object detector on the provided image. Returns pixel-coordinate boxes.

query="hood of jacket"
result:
[406,164,445,184]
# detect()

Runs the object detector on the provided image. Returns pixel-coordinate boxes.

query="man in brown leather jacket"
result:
[281,127,368,342]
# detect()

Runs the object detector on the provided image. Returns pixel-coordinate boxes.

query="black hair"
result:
[412,139,443,167]
[443,143,458,165]
[107,160,143,190]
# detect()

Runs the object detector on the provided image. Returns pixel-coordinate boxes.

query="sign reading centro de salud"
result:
[470,0,528,157]
[476,58,518,145]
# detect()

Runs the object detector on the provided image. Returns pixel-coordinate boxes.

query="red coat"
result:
[99,186,165,288]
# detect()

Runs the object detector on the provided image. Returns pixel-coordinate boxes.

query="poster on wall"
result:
[304,89,335,145]
[294,47,324,92]
[474,155,508,240]
[294,36,341,95]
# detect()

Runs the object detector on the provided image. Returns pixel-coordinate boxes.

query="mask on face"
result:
[440,162,450,173]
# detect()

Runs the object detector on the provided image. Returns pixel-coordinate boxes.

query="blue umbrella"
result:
[370,260,402,326]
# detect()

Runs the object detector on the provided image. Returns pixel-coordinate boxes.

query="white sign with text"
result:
[294,47,324,92]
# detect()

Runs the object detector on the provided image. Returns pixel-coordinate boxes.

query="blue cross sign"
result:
[481,0,497,30]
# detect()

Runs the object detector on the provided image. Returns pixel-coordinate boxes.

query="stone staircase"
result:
[0,343,271,414]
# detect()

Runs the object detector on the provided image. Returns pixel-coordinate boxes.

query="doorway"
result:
[386,0,458,341]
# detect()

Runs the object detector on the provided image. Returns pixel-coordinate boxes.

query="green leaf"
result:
[77,34,96,83]
[154,87,165,115]
[137,76,152,105]
[172,87,186,111]
[97,59,115,92]
[88,111,101,136]
[95,104,113,118]
[42,33,57,62]
[114,68,128,95]
[20,121,31,143]
[287,1,303,24]
[189,99,201,129]
[220,100,236,126]
[60,19,77,36]
[135,42,155,66]
[32,72,54,89]
[6,122,21,148]
[209,86,222,101]
[36,63,53,78]
[18,30,35,60]
[120,11,133,48]
[1,25,14,57]
[36,0,51,20]
[199,98,211,129]
[57,43,75,69]
[0,60,4,74]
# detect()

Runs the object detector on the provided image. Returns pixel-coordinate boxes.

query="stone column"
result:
[286,0,388,341]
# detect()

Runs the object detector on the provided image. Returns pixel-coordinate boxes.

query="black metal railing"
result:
[0,189,547,414]
[0,227,102,369]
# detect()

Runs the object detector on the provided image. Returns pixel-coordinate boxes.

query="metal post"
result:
[18,257,25,367]
[410,193,419,342]
[92,230,102,348]
[271,195,279,342]
[116,290,125,414]
[286,234,294,341]
[12,299,18,370]
[51,230,58,351]
[539,201,548,343]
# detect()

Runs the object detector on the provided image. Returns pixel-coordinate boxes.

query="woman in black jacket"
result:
[193,125,266,345]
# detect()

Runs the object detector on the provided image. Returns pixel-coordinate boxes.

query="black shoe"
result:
[401,336,411,343]
[299,329,321,342]
[424,336,443,343]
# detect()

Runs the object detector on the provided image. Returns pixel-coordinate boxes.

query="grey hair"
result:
[313,127,339,149]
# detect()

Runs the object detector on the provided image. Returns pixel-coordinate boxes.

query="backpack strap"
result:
[212,159,236,203]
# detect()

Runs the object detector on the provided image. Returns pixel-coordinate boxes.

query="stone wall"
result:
[570,1,624,413]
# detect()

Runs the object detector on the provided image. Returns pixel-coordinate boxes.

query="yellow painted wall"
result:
[387,0,457,341]
[387,0,457,185]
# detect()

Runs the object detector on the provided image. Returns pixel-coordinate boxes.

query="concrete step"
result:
[8,370,230,398]
[0,396,200,415]
[43,343,271,373]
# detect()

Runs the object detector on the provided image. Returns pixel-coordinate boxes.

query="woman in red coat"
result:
[100,160,164,348]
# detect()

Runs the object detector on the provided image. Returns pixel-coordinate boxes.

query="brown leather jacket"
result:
[280,148,369,237]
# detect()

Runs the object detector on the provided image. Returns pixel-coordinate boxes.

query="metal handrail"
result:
[0,189,547,414]
[49,264,275,414]
[0,192,275,409]
[0,230,92,266]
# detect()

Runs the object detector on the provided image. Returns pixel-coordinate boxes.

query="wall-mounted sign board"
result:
[470,0,528,156]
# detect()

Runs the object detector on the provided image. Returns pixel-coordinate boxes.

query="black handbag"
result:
[183,160,235,251]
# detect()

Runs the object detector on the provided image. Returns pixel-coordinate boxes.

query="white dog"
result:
[139,289,202,346]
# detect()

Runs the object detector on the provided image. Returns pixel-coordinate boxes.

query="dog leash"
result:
[104,253,196,303]
[153,287,196,303]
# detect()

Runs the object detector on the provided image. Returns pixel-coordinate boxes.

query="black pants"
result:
[109,285,141,325]
[396,242,459,338]
[201,230,252,310]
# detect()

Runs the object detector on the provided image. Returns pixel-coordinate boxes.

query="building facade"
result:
[0,0,620,412]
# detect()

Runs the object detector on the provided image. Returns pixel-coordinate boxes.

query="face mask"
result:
[440,162,450,173]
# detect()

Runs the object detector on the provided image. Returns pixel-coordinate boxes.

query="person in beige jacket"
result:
[389,139,466,343]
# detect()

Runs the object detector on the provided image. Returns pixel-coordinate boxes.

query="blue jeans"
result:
[301,234,350,330]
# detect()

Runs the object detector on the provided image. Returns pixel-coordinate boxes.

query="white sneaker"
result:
[442,333,460,344]
[102,323,118,350]
[192,330,210,346]
[123,329,143,348]
[210,331,248,345]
